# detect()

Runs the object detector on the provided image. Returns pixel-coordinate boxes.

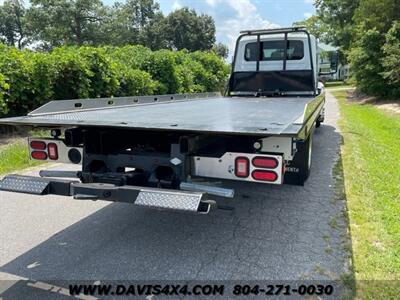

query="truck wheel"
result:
[284,133,313,185]
[316,119,321,128]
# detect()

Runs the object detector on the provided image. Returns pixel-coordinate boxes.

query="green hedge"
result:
[0,73,8,113]
[0,45,229,117]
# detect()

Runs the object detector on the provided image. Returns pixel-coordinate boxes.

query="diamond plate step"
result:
[135,189,206,213]
[0,175,50,195]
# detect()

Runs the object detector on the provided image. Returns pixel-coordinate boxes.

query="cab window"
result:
[244,40,304,61]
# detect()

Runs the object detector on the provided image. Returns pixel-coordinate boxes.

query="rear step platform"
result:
[136,189,209,213]
[0,175,73,196]
[0,175,210,213]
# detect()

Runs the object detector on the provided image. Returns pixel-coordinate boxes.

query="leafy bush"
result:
[190,51,230,91]
[0,44,229,117]
[145,50,179,94]
[116,69,158,96]
[78,47,120,98]
[0,46,35,116]
[105,45,152,70]
[29,53,57,105]
[0,73,9,114]
[50,48,93,100]
[173,50,205,93]
[50,47,120,100]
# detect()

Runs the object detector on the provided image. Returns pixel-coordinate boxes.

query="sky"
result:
[103,0,316,55]
[0,0,316,55]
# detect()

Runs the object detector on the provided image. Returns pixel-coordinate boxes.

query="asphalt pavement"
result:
[0,92,351,299]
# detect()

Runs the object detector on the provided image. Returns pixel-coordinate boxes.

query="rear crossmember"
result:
[0,174,213,214]
[0,131,289,214]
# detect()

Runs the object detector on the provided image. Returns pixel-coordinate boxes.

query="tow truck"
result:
[0,27,325,214]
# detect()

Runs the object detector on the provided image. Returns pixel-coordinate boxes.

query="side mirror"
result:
[330,52,339,71]
[318,51,340,77]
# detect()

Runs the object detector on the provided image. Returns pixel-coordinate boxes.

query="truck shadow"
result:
[0,124,355,297]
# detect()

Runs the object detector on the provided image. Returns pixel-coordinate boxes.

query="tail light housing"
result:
[29,139,58,161]
[193,152,283,184]
[252,170,278,182]
[28,138,82,164]
[30,141,46,150]
[235,157,249,178]
[31,151,47,160]
[252,157,278,169]
[47,143,58,160]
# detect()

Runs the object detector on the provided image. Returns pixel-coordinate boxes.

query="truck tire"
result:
[316,119,322,128]
[284,132,313,185]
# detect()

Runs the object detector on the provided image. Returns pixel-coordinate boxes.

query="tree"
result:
[315,0,359,50]
[349,29,387,95]
[348,0,400,96]
[124,0,161,29]
[382,21,400,97]
[0,0,29,49]
[293,15,329,42]
[212,43,229,59]
[352,0,400,34]
[27,0,107,48]
[164,8,215,51]
[138,14,168,50]
[316,0,400,97]
[104,0,165,47]
[0,1,221,56]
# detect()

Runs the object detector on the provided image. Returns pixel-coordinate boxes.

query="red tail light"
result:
[252,170,278,182]
[47,143,58,160]
[31,151,47,160]
[30,141,46,150]
[235,157,249,178]
[252,157,278,169]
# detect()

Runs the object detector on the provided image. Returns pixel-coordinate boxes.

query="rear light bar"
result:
[193,152,283,185]
[252,157,278,169]
[234,154,281,183]
[251,170,278,182]
[28,138,82,164]
[235,157,249,178]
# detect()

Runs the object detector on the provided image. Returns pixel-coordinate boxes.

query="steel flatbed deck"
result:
[0,93,323,137]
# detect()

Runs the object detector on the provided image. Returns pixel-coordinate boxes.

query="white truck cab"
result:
[235,34,318,83]
[229,27,320,96]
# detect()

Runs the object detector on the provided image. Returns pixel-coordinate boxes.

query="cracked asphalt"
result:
[0,92,350,298]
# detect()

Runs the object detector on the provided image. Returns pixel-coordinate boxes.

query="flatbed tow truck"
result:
[0,27,325,214]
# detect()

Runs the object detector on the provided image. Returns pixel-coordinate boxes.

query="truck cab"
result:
[229,27,320,96]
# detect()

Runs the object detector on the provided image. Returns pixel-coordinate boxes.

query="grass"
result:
[0,138,46,176]
[332,90,400,298]
[325,81,354,90]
